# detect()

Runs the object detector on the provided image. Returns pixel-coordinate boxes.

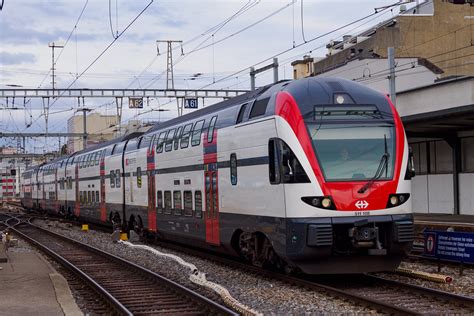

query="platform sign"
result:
[424,230,474,264]
[185,98,198,109]
[129,97,143,108]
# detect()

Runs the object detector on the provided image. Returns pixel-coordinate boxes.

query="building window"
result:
[195,190,202,218]
[434,140,453,173]
[136,167,142,188]
[173,191,182,215]
[164,191,172,214]
[461,137,474,172]
[230,153,237,185]
[184,191,193,216]
[157,191,163,213]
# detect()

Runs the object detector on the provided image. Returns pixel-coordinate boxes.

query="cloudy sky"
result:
[0,0,416,152]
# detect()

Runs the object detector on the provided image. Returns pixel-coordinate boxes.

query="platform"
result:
[0,247,82,316]
[414,213,474,231]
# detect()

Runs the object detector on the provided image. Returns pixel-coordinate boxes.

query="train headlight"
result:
[390,196,398,206]
[322,198,332,208]
[302,196,336,210]
[386,194,410,208]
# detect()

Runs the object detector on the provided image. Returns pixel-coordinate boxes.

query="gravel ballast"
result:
[34,220,379,314]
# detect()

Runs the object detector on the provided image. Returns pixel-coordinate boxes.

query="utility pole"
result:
[388,47,396,106]
[77,107,91,150]
[250,58,279,91]
[156,40,183,90]
[48,42,64,91]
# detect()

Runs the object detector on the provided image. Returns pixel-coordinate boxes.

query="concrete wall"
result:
[412,174,455,214]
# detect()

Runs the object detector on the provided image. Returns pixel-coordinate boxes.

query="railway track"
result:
[14,213,474,315]
[8,219,236,316]
[148,237,474,315]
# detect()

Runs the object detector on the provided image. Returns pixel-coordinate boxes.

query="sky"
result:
[0,0,417,152]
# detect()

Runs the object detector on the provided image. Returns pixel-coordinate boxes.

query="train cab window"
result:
[194,191,202,218]
[249,97,269,119]
[191,120,205,147]
[157,191,163,213]
[110,170,115,188]
[165,128,176,152]
[164,191,172,214]
[156,131,168,153]
[184,191,193,216]
[115,169,121,188]
[236,103,247,124]
[174,127,183,150]
[207,116,217,143]
[268,138,310,184]
[180,123,193,149]
[96,191,99,203]
[173,191,182,215]
[136,167,142,188]
[230,153,237,185]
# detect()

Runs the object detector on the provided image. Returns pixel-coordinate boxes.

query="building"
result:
[291,0,474,215]
[67,112,118,153]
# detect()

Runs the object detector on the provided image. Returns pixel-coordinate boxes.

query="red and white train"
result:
[21,77,415,274]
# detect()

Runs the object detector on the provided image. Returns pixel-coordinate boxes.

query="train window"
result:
[126,140,138,152]
[91,190,95,203]
[236,103,247,124]
[88,191,91,204]
[115,169,121,188]
[174,127,183,150]
[113,143,125,155]
[110,170,115,188]
[184,191,193,216]
[156,131,168,153]
[96,191,99,203]
[194,191,202,218]
[249,97,269,119]
[106,145,115,156]
[268,139,280,184]
[165,128,176,152]
[207,116,217,143]
[180,123,193,149]
[164,191,172,214]
[173,191,182,215]
[136,167,142,188]
[138,136,149,149]
[157,191,163,213]
[191,120,205,146]
[230,153,237,185]
[96,152,101,165]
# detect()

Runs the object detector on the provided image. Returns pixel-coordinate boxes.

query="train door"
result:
[147,141,156,232]
[74,163,80,217]
[204,167,220,245]
[100,149,107,222]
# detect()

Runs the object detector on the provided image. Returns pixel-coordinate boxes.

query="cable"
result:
[46,0,154,111]
[300,0,307,43]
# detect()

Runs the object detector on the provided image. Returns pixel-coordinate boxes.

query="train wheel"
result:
[238,232,284,270]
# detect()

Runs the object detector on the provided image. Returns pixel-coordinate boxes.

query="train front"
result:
[274,78,414,274]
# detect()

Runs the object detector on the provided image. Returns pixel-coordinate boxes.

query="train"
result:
[20,77,415,274]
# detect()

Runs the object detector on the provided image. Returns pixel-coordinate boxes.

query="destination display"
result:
[424,230,474,264]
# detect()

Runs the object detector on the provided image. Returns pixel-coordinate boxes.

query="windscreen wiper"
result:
[358,135,389,194]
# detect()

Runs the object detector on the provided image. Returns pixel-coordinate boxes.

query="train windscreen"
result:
[309,124,395,181]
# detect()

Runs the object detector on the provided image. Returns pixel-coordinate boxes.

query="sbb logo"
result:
[355,200,369,209]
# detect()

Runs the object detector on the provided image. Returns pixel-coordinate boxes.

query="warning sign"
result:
[424,230,474,264]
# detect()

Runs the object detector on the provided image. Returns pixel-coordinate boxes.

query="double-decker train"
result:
[21,77,415,274]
